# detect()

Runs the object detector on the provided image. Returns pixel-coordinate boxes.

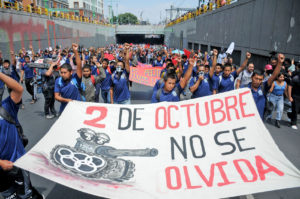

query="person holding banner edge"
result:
[0,72,43,199]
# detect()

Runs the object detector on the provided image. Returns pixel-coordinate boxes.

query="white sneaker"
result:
[291,125,298,130]
[46,114,55,119]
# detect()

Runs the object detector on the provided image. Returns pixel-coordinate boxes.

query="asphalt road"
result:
[1,82,300,199]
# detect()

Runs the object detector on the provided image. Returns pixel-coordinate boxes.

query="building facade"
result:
[68,0,103,21]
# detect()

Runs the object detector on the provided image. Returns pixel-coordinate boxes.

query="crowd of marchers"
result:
[0,42,299,199]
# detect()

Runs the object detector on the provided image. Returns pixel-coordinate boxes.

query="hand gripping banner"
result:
[15,88,300,199]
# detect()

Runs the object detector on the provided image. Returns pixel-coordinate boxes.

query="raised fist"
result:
[246,52,251,59]
[213,49,218,56]
[278,53,285,64]
[189,58,196,66]
[72,43,78,52]
[124,43,130,50]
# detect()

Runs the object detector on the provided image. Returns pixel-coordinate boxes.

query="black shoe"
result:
[275,120,281,128]
[30,186,44,199]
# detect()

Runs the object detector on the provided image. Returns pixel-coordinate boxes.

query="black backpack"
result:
[0,106,28,147]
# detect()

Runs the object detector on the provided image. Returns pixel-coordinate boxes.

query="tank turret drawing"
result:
[50,128,158,182]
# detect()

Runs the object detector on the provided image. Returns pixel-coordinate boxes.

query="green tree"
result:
[118,13,138,25]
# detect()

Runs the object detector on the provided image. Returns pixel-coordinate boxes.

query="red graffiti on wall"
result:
[0,16,44,52]
[47,20,56,48]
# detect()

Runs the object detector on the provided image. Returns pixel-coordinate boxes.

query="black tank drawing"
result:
[50,128,158,182]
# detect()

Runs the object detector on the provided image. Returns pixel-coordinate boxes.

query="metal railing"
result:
[166,0,235,28]
[0,0,114,27]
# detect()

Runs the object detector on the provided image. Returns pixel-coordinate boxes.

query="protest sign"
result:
[15,88,300,199]
[137,62,152,68]
[129,66,163,87]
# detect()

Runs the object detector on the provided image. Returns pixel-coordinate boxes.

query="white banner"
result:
[15,88,300,199]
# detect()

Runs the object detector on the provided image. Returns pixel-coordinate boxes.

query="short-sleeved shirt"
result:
[237,70,253,88]
[247,82,267,120]
[22,64,35,79]
[189,74,214,98]
[100,68,113,91]
[151,83,183,103]
[0,97,25,163]
[217,53,227,64]
[152,60,164,67]
[54,73,82,113]
[218,71,238,93]
[110,70,130,103]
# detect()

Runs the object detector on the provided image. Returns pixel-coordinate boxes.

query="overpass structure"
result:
[115,25,165,44]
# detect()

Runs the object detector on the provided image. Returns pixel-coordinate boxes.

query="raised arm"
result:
[177,56,183,79]
[99,48,105,63]
[45,56,61,77]
[209,49,218,78]
[73,43,82,78]
[179,58,195,89]
[236,52,251,75]
[267,53,285,87]
[204,51,208,64]
[10,51,16,66]
[124,43,131,73]
[190,76,203,93]
[0,72,23,103]
[29,45,35,58]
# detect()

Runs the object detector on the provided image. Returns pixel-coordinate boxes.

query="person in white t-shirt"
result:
[236,62,255,89]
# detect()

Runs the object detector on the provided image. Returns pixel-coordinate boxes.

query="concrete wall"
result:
[0,8,115,59]
[164,0,300,68]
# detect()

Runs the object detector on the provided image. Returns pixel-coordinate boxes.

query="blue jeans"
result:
[266,93,284,121]
[101,90,111,104]
[114,99,131,105]
[94,83,101,102]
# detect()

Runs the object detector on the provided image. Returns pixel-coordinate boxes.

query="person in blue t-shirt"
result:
[110,43,131,104]
[54,43,82,114]
[189,64,217,98]
[154,59,183,93]
[181,55,189,76]
[151,58,195,103]
[152,55,164,67]
[246,54,284,120]
[21,51,36,104]
[159,58,173,78]
[0,72,43,199]
[99,59,113,103]
[215,51,250,93]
